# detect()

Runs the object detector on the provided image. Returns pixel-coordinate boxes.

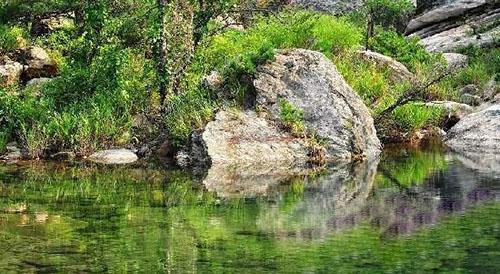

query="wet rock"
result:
[178,110,310,170]
[254,49,381,161]
[19,47,58,81]
[88,149,138,164]
[356,50,416,82]
[443,52,468,71]
[409,126,446,146]
[446,104,500,153]
[0,57,23,87]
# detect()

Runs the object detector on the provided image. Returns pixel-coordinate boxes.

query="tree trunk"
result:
[157,0,168,106]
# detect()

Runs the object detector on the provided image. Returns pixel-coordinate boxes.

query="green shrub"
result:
[369,30,440,72]
[392,103,444,131]
[0,25,27,52]
[311,15,363,56]
[279,99,305,135]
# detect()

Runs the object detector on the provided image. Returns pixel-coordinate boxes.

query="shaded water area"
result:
[0,147,499,273]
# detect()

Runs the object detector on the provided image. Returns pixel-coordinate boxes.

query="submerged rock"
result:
[446,104,500,153]
[88,149,138,165]
[178,110,310,170]
[254,49,381,161]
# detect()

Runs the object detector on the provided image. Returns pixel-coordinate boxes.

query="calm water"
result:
[0,148,499,273]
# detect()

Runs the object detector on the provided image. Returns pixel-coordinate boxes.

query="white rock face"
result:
[254,49,381,161]
[89,149,138,164]
[446,104,500,153]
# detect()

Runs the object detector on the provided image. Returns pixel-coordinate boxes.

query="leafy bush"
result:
[279,99,305,135]
[369,30,440,72]
[0,25,27,52]
[391,103,444,131]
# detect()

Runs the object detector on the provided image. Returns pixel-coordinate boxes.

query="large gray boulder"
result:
[407,0,499,52]
[177,110,310,170]
[254,49,381,161]
[446,104,500,153]
[88,149,138,164]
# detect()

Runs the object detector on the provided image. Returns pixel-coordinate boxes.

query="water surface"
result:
[0,148,499,273]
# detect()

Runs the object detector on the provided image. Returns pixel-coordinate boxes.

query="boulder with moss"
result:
[254,49,381,161]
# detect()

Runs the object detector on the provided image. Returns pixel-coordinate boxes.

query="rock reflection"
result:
[201,149,500,240]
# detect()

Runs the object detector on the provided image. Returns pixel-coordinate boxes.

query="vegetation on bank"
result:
[0,0,498,157]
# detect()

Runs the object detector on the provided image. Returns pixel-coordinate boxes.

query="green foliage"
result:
[0,25,27,52]
[369,30,441,72]
[391,103,444,131]
[279,99,305,135]
[310,15,363,56]
[376,148,448,187]
[365,0,415,31]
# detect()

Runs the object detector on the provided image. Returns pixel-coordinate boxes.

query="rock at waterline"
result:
[88,149,138,165]
[446,104,500,153]
[254,49,381,161]
[177,110,310,169]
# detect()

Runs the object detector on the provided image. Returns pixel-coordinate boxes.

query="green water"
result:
[0,148,499,273]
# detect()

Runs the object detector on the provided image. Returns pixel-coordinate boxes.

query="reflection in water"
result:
[0,148,499,273]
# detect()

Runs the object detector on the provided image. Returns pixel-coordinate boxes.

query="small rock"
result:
[443,53,468,71]
[137,146,150,158]
[201,71,224,91]
[88,149,138,165]
[0,57,23,87]
[0,142,23,161]
[26,77,52,88]
[459,84,479,96]
[483,76,499,100]
[460,93,482,106]
[356,50,415,82]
